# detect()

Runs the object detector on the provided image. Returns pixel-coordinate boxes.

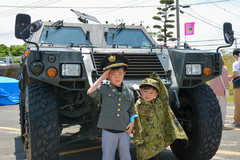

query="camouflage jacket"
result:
[133,73,188,160]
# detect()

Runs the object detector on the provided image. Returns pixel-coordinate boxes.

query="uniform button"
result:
[118,108,120,111]
[117,114,120,116]
[109,94,111,96]
[118,103,121,106]
[119,98,121,101]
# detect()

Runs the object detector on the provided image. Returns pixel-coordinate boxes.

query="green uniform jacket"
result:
[88,82,135,131]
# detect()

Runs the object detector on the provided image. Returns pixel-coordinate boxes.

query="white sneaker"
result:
[229,119,235,124]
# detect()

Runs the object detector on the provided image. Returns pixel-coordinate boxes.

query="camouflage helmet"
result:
[139,72,161,93]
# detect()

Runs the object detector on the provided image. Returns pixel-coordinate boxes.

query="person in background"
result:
[228,48,240,126]
[210,59,229,126]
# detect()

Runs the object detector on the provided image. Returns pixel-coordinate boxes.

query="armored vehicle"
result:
[15,10,234,160]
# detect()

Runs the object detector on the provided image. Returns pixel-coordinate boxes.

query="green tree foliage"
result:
[0,44,8,57]
[152,0,177,46]
[0,43,27,57]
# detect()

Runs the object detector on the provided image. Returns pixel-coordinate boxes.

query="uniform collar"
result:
[109,82,129,97]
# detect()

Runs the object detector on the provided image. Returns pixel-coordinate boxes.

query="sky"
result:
[0,0,239,52]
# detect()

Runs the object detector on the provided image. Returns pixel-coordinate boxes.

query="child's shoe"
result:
[229,119,235,124]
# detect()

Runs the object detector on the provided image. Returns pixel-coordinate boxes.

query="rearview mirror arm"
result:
[216,43,233,53]
[20,23,40,61]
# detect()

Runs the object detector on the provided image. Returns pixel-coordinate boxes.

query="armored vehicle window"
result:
[39,27,91,46]
[107,29,152,47]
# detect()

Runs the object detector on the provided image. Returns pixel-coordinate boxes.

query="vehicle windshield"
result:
[39,26,91,46]
[107,28,152,47]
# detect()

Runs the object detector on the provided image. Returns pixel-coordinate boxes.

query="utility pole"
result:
[176,0,180,49]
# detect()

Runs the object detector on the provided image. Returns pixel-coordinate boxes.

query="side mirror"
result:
[15,14,31,39]
[223,22,234,44]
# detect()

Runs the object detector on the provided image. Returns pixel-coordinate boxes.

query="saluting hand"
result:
[87,69,111,94]
[100,69,111,81]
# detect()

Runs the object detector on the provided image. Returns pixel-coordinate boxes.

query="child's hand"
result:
[100,69,110,81]
[125,121,134,133]
[87,69,111,94]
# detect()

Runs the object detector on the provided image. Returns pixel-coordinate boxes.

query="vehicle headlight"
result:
[61,64,81,76]
[186,64,201,75]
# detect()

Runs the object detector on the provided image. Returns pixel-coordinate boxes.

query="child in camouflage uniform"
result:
[133,72,188,160]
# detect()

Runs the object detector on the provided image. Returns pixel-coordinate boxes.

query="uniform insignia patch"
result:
[108,55,116,62]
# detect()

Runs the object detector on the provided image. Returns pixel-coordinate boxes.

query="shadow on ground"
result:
[14,136,27,160]
[14,133,177,160]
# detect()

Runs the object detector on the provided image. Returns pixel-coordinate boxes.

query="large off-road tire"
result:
[170,83,222,160]
[19,91,25,142]
[25,82,60,160]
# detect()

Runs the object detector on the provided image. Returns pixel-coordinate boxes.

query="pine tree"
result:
[152,0,177,46]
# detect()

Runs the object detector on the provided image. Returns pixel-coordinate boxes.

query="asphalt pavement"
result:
[0,103,239,160]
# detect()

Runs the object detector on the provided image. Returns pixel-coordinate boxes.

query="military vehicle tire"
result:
[25,82,60,160]
[170,83,222,160]
[19,91,25,142]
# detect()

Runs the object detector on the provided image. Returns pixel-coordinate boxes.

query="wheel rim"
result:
[177,95,197,148]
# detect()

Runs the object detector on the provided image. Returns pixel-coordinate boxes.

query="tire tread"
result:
[27,82,59,160]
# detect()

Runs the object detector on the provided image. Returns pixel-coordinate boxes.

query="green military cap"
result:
[139,72,161,93]
[100,53,129,71]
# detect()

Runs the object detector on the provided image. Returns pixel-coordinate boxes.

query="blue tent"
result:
[0,76,20,105]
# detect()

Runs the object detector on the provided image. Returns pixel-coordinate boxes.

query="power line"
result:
[0,0,154,36]
[0,0,60,18]
[0,0,233,9]
[63,0,156,23]
[180,0,240,37]
[89,0,154,20]
[184,7,222,34]
[182,10,240,37]
[168,38,225,43]
[187,0,233,6]
[205,0,240,20]
[0,5,165,9]
[190,43,240,47]
[0,0,239,45]
[182,7,240,36]
[229,1,240,8]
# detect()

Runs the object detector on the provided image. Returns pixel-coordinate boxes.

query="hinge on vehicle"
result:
[166,69,172,76]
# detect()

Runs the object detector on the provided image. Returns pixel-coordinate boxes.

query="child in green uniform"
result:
[133,72,188,160]
[87,53,136,160]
